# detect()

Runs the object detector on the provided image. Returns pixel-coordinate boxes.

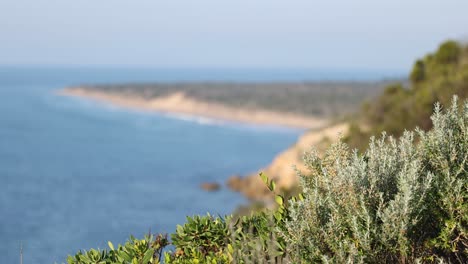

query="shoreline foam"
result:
[58,87,329,130]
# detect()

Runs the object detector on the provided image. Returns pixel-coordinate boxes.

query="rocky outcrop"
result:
[226,175,243,192]
[200,182,221,191]
[227,123,349,200]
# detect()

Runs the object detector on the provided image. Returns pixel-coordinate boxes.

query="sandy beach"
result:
[59,87,329,129]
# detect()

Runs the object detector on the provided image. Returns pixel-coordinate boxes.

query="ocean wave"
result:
[162,112,225,126]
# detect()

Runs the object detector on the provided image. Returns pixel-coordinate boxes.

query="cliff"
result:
[228,123,349,200]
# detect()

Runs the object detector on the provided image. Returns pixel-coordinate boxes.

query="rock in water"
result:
[226,175,243,191]
[200,182,221,191]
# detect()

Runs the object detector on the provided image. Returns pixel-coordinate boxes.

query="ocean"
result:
[0,67,395,263]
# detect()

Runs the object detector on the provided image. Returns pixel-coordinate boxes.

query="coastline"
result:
[228,122,349,200]
[58,87,329,130]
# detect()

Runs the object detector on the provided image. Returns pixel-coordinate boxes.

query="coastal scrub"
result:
[67,97,467,263]
[281,97,467,263]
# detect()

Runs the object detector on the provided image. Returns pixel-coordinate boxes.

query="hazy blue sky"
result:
[1,0,468,71]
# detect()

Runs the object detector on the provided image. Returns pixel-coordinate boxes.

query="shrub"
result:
[435,40,461,64]
[165,214,231,263]
[67,234,169,264]
[226,173,293,263]
[67,98,466,263]
[280,97,467,263]
[410,59,426,84]
[347,40,468,151]
[66,211,287,263]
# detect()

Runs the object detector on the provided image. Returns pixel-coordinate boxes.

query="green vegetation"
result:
[67,97,467,263]
[66,41,467,263]
[347,40,468,150]
[67,174,290,263]
[79,81,388,118]
[282,97,467,263]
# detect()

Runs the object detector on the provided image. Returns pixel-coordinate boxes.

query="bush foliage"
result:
[282,97,467,263]
[67,97,466,263]
[347,40,468,150]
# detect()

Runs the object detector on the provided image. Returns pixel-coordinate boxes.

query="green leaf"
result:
[274,211,282,221]
[176,225,184,235]
[269,181,276,191]
[274,240,284,250]
[259,172,268,185]
[298,193,304,200]
[142,248,154,263]
[79,254,91,262]
[275,195,284,206]
[118,251,132,262]
[108,241,114,251]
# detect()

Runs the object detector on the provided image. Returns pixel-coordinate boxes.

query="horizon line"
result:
[0,64,407,73]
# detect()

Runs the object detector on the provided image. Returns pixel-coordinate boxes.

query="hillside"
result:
[228,123,349,200]
[63,81,388,125]
[230,40,468,201]
[346,40,468,149]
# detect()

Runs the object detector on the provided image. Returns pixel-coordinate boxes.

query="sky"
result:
[1,0,468,72]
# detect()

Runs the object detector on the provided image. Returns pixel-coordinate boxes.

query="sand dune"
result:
[228,123,349,200]
[59,87,329,129]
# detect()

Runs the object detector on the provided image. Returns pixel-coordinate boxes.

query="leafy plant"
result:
[167,214,230,263]
[281,97,467,263]
[226,173,289,263]
[67,234,168,264]
[348,40,468,151]
[66,186,292,264]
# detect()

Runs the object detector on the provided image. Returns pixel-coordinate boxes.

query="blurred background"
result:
[1,0,467,263]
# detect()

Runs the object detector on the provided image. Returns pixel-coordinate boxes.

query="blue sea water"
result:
[0,67,396,263]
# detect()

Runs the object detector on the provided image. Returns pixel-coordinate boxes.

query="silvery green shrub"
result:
[281,97,467,263]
